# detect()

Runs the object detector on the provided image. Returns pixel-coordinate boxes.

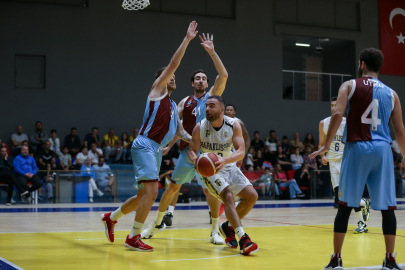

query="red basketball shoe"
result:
[219,203,225,216]
[101,213,117,243]
[124,235,154,252]
[239,234,259,255]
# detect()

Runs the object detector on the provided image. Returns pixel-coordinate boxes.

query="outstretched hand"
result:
[199,33,214,53]
[187,21,198,40]
[309,145,329,160]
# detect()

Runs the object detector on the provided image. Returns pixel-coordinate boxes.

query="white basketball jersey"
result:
[323,116,346,161]
[200,115,235,160]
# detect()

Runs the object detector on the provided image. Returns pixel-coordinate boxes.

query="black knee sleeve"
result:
[381,210,396,235]
[354,207,361,212]
[334,187,339,204]
[334,205,353,233]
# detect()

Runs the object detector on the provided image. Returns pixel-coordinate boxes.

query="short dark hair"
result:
[359,48,384,73]
[270,130,275,134]
[254,131,260,135]
[99,156,105,160]
[62,146,68,150]
[331,97,337,102]
[155,67,166,79]
[264,167,270,171]
[191,69,209,82]
[282,136,288,140]
[245,164,252,170]
[71,127,77,131]
[50,129,57,134]
[226,104,236,111]
[81,146,88,151]
[35,121,42,125]
[92,127,98,131]
[207,95,225,107]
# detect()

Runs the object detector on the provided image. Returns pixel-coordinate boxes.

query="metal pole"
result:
[329,75,332,100]
[317,74,320,101]
[292,72,295,100]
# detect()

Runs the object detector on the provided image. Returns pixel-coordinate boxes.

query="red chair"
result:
[287,170,296,180]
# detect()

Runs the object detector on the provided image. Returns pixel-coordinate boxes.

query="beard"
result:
[206,111,221,122]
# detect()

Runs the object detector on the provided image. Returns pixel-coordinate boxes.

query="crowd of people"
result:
[1,122,404,205]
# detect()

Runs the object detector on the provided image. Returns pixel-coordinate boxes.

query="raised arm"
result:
[310,81,352,159]
[188,123,201,165]
[149,21,198,99]
[391,91,405,157]
[198,34,228,96]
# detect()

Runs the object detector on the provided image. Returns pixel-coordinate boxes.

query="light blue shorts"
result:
[171,146,206,188]
[131,136,162,188]
[339,141,396,210]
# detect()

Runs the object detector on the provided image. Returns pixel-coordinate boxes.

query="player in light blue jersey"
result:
[100,21,198,252]
[311,48,405,270]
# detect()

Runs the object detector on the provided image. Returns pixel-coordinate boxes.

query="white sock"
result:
[356,210,364,223]
[235,227,245,239]
[129,221,143,238]
[110,207,125,221]
[155,211,166,226]
[168,205,175,215]
[211,217,219,231]
[360,199,366,208]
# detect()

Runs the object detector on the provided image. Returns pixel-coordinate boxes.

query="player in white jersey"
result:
[188,95,259,255]
[319,97,371,234]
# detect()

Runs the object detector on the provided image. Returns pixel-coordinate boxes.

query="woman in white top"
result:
[290,146,304,170]
[48,129,61,156]
[246,147,254,167]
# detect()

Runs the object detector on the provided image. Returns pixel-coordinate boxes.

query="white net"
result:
[122,0,150,10]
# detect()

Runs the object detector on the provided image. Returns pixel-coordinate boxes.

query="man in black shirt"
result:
[294,163,311,188]
[83,127,100,148]
[64,127,81,156]
[0,146,28,205]
[37,141,56,202]
[250,131,264,153]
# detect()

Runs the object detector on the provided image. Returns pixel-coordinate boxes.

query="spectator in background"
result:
[260,167,279,198]
[246,147,254,167]
[84,127,100,148]
[396,159,405,198]
[13,145,42,202]
[244,165,259,181]
[88,143,103,165]
[11,125,28,156]
[0,146,28,205]
[253,150,265,171]
[274,163,304,199]
[103,128,122,164]
[0,139,10,156]
[21,140,33,157]
[48,129,61,157]
[59,146,72,171]
[276,145,292,172]
[129,128,139,143]
[81,157,103,203]
[303,133,316,150]
[290,132,304,152]
[120,132,131,164]
[294,163,311,189]
[316,158,331,198]
[392,139,401,161]
[290,147,304,170]
[93,157,115,193]
[64,127,81,157]
[281,136,290,155]
[37,141,56,203]
[302,145,317,170]
[265,130,279,155]
[251,131,264,153]
[74,146,89,169]
[29,121,48,154]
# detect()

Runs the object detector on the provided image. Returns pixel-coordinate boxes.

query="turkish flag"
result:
[379,0,405,76]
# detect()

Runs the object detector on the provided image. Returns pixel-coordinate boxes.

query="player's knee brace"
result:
[334,205,353,233]
[381,210,396,235]
[353,207,361,212]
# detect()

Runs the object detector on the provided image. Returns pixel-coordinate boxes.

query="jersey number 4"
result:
[192,107,201,117]
[361,99,381,131]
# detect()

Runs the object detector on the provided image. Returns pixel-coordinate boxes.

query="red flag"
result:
[379,0,405,76]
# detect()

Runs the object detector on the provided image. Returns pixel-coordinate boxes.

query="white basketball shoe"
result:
[210,230,225,245]
[141,221,166,239]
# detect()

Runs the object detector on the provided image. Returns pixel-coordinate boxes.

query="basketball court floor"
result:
[1,200,404,270]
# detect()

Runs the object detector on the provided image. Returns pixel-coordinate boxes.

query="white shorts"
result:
[201,165,252,202]
[329,159,342,189]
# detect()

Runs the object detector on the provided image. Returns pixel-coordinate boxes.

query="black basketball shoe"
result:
[382,253,404,270]
[239,234,259,255]
[219,221,237,248]
[162,212,173,227]
[324,254,343,270]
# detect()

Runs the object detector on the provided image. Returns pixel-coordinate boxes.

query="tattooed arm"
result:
[176,117,191,143]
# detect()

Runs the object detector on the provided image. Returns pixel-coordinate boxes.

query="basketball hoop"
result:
[122,0,150,10]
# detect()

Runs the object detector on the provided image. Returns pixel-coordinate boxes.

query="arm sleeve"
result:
[290,154,297,163]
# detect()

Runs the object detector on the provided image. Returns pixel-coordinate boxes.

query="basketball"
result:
[195,153,219,177]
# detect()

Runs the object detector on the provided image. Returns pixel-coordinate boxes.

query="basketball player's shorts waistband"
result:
[132,135,163,152]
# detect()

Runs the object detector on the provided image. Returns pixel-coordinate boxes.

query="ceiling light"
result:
[295,43,310,47]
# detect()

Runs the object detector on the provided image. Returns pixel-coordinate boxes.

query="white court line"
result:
[0,257,25,270]
[74,237,208,241]
[150,254,241,262]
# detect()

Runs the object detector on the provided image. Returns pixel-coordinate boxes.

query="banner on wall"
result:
[379,0,405,76]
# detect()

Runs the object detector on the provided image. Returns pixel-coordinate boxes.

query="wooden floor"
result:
[0,200,404,270]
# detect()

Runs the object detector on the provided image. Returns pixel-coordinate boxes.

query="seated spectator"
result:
[0,146,28,205]
[251,131,264,153]
[316,158,331,199]
[290,132,304,152]
[93,157,115,192]
[294,163,311,188]
[59,146,73,171]
[21,140,34,157]
[13,145,42,202]
[88,143,103,165]
[103,128,123,164]
[246,147,254,167]
[392,139,401,162]
[276,145,292,172]
[244,165,259,182]
[81,157,103,203]
[11,125,28,156]
[281,136,290,155]
[83,127,100,148]
[0,139,10,156]
[253,150,265,171]
[64,127,81,157]
[303,133,316,150]
[74,146,89,169]
[302,146,317,170]
[290,147,304,170]
[29,121,48,155]
[273,164,304,199]
[130,128,139,143]
[258,167,279,197]
[120,132,131,164]
[37,141,57,203]
[48,129,61,157]
[396,159,405,198]
[265,130,279,155]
